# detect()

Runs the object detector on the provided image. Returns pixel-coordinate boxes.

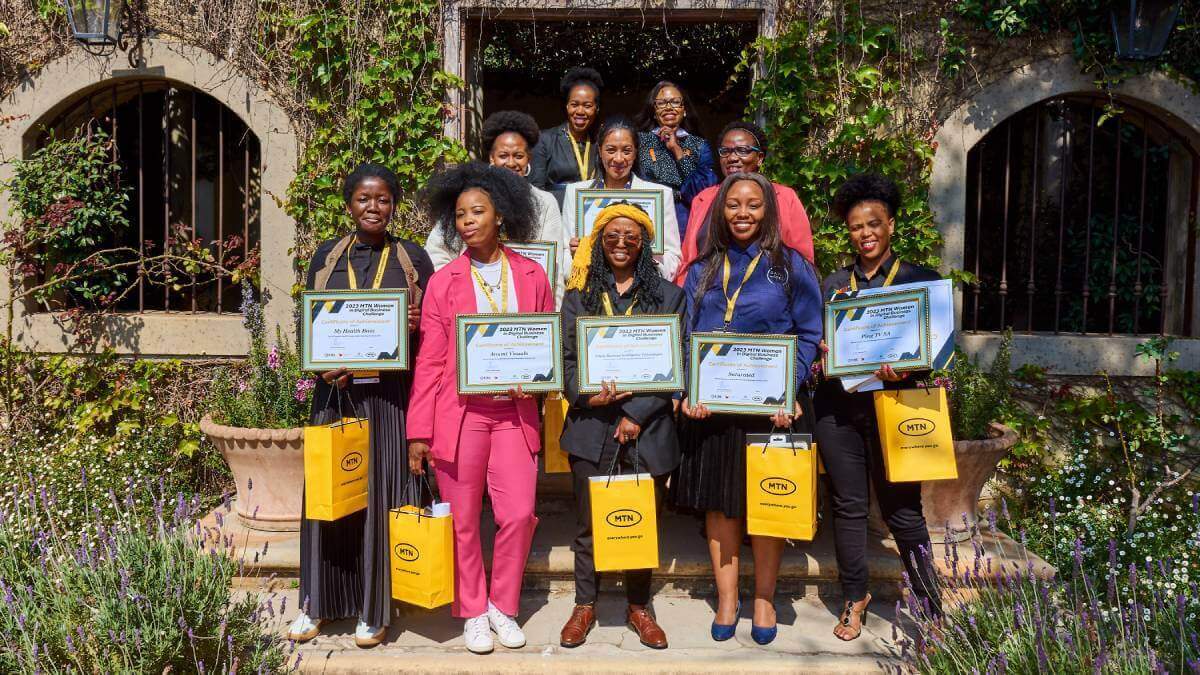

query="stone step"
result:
[204,495,1052,602]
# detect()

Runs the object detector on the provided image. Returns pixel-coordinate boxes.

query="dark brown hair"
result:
[693,172,786,299]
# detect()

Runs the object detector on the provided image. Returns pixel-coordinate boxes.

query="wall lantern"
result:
[62,0,124,46]
[1110,0,1183,60]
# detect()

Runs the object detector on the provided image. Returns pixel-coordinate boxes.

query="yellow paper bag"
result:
[589,473,658,572]
[746,433,818,540]
[304,417,369,520]
[874,387,958,482]
[542,393,571,474]
[389,506,454,608]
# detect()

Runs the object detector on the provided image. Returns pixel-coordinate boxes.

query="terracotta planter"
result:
[200,415,305,532]
[869,423,1018,543]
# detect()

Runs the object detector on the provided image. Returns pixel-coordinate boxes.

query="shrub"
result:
[207,283,314,430]
[0,487,292,673]
[943,329,1014,441]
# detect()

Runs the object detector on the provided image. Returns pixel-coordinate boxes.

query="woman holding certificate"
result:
[407,163,554,655]
[424,110,569,304]
[288,163,435,648]
[672,172,822,645]
[561,116,683,281]
[556,202,684,650]
[815,174,942,641]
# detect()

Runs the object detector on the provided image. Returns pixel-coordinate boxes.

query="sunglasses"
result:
[602,233,643,247]
[717,145,763,158]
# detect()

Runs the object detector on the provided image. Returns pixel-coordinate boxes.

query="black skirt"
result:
[670,391,814,519]
[298,374,423,627]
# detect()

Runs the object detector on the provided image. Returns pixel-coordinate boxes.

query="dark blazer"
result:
[560,278,686,477]
[530,122,594,207]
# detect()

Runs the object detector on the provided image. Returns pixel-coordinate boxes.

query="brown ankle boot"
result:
[560,604,596,648]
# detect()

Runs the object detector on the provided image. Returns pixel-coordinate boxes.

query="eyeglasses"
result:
[602,233,643,247]
[653,98,684,110]
[717,145,762,158]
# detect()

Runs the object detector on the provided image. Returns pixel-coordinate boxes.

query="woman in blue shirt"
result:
[673,172,822,645]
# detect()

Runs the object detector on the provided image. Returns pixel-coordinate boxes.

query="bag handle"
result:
[604,437,643,487]
[323,384,365,431]
[765,418,801,457]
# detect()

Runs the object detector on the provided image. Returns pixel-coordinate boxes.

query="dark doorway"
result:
[463,14,758,154]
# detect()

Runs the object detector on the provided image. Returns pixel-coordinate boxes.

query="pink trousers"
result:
[433,397,538,618]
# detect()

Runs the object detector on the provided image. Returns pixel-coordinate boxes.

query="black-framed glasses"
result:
[717,145,762,158]
[602,233,643,247]
[653,98,684,110]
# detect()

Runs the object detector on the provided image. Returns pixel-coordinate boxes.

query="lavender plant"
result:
[0,482,293,673]
[207,283,314,429]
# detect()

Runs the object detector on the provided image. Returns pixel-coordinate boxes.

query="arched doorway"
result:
[963,95,1197,337]
[29,79,263,315]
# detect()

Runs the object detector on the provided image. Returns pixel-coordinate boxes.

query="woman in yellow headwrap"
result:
[555,203,685,650]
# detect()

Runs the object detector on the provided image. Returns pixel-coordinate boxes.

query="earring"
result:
[523,164,531,177]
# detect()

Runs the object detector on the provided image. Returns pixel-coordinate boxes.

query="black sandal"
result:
[834,592,871,641]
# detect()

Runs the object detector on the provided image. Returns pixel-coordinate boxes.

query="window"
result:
[32,79,262,314]
[963,96,1198,337]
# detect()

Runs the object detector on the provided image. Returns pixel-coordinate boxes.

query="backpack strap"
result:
[313,234,356,291]
[390,239,423,306]
[313,233,423,305]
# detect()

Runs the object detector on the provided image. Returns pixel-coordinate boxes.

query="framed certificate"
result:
[506,241,558,284]
[301,290,409,371]
[823,287,932,378]
[688,332,797,415]
[455,313,564,394]
[574,188,666,254]
[577,314,683,393]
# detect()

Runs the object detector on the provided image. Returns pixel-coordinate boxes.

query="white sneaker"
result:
[286,612,322,642]
[487,600,526,649]
[464,615,494,654]
[354,620,385,648]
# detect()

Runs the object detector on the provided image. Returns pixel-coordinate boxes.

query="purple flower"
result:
[294,377,316,402]
[268,346,281,370]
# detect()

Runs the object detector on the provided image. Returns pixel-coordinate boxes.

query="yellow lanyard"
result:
[721,252,762,326]
[849,257,900,292]
[600,291,637,316]
[470,254,510,313]
[346,244,390,290]
[567,130,592,181]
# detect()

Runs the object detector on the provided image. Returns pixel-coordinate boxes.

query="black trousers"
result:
[569,442,667,606]
[814,385,941,615]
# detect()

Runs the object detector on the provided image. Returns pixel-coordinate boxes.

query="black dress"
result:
[298,234,434,627]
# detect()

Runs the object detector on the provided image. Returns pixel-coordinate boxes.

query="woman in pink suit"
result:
[407,162,553,654]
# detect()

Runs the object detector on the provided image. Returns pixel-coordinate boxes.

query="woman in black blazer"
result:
[557,202,684,651]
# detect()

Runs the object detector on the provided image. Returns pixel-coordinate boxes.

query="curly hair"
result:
[717,120,769,156]
[560,66,604,99]
[693,172,788,300]
[831,173,901,221]
[633,80,703,136]
[420,162,538,252]
[341,163,400,204]
[481,110,541,156]
[580,219,662,316]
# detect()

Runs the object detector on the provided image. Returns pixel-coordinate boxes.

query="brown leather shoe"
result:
[626,604,668,649]
[560,604,596,648]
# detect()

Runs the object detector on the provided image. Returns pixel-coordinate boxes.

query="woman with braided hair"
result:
[556,202,684,650]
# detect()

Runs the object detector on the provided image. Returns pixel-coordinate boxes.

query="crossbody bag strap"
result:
[389,239,423,305]
[313,234,357,292]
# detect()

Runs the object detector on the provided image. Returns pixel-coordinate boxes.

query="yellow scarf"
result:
[567,202,656,292]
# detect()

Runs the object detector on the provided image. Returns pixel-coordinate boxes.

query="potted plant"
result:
[201,283,315,531]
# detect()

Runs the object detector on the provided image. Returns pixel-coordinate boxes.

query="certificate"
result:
[574,188,666,254]
[506,241,558,285]
[837,279,954,392]
[456,313,564,394]
[577,314,683,393]
[301,290,409,371]
[688,333,797,415]
[824,288,931,378]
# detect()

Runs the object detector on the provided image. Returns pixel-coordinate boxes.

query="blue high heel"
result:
[750,623,777,645]
[710,599,741,641]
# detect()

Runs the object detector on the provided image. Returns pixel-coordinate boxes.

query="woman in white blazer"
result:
[561,116,682,282]
[425,111,570,304]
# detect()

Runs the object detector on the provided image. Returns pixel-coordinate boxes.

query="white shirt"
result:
[425,185,569,306]
[470,257,518,314]
[560,175,682,282]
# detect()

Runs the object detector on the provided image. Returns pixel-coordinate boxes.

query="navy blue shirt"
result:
[683,242,822,386]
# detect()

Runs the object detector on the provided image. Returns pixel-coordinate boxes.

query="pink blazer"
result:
[407,246,555,463]
[673,182,815,286]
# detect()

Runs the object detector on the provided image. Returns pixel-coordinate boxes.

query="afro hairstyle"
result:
[831,173,902,221]
[560,66,604,99]
[420,162,539,252]
[481,110,541,156]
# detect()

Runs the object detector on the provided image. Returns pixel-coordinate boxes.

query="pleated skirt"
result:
[298,374,419,626]
[670,391,814,519]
